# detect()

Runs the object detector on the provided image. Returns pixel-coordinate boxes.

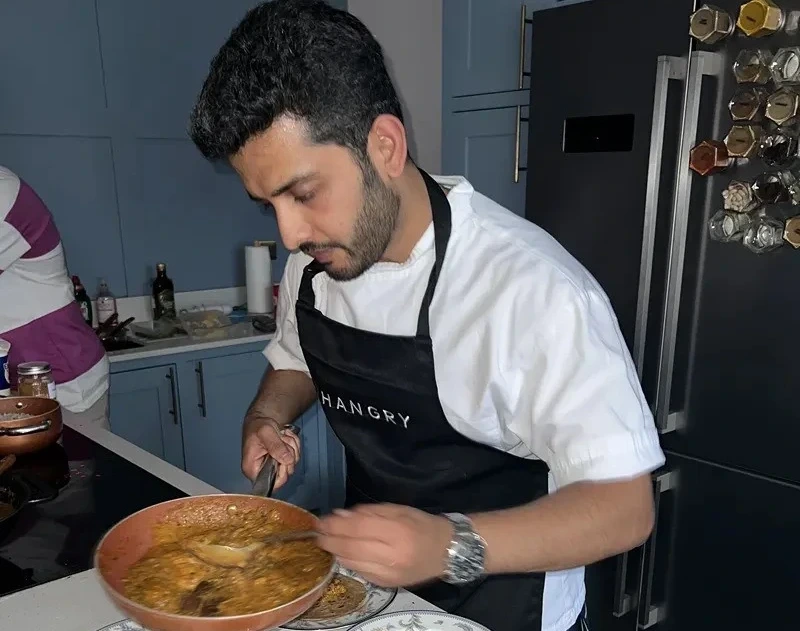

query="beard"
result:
[299,157,401,282]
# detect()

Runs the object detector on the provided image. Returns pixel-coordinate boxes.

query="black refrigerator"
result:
[526,1,800,630]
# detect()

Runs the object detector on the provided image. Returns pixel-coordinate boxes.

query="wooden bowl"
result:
[94,494,335,631]
[0,397,62,455]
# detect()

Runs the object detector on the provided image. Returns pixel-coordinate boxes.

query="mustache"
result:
[299,242,353,256]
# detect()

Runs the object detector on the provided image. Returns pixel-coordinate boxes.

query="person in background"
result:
[189,2,664,630]
[0,165,109,429]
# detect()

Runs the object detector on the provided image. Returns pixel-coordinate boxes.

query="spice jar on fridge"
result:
[17,361,57,399]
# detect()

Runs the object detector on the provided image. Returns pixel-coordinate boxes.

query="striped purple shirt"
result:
[0,166,108,412]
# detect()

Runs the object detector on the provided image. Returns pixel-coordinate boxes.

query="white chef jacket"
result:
[265,174,665,631]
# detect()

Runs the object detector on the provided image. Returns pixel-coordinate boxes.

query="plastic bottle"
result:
[96,279,117,326]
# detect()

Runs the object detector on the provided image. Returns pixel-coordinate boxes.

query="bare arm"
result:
[471,475,655,574]
[244,366,317,429]
[241,367,317,484]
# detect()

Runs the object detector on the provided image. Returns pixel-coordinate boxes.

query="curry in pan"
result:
[123,504,333,617]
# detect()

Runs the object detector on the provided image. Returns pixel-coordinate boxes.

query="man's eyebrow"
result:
[246,173,319,202]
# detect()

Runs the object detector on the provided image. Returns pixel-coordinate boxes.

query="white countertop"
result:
[108,321,274,364]
[0,420,439,631]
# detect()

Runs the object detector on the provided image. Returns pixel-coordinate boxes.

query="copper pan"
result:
[94,494,335,631]
[0,397,62,455]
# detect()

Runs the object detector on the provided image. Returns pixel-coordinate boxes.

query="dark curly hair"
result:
[188,0,404,162]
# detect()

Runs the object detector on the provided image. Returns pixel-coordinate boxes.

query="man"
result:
[0,165,109,428]
[189,2,664,630]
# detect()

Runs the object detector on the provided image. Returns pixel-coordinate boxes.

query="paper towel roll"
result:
[245,245,273,314]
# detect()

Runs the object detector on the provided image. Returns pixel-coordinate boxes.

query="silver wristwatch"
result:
[441,512,487,584]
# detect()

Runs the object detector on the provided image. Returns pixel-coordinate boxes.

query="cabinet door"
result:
[442,106,528,215]
[180,352,322,511]
[443,0,533,97]
[108,365,184,468]
[442,0,593,98]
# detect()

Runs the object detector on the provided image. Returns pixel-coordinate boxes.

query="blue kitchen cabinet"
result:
[108,365,185,469]
[443,0,594,99]
[443,0,536,98]
[110,345,344,513]
[178,350,322,512]
[442,105,529,216]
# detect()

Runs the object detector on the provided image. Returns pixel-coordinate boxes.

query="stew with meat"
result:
[123,505,332,617]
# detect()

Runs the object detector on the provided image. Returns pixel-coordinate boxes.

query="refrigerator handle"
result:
[637,469,679,629]
[612,551,637,617]
[633,55,688,378]
[653,51,723,434]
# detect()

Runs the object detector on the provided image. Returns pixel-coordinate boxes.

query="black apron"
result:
[296,170,553,631]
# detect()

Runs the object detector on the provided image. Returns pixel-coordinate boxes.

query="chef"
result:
[188,2,665,630]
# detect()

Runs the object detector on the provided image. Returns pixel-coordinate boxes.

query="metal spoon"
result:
[183,529,318,568]
[251,424,300,498]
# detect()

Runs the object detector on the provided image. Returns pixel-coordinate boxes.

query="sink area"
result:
[101,338,145,353]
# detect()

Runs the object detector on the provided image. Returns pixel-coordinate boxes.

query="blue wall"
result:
[0,0,345,298]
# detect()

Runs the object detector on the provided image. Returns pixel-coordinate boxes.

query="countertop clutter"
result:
[0,419,440,631]
[106,320,274,363]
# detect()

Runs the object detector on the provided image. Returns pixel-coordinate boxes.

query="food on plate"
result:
[298,574,368,620]
[0,501,14,519]
[122,504,332,617]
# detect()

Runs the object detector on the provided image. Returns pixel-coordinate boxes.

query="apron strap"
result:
[416,170,452,338]
[297,169,452,340]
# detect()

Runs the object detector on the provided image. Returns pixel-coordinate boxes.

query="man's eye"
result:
[295,192,315,204]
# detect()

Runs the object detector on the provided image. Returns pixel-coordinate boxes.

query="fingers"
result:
[241,419,301,481]
[273,428,301,490]
[316,532,397,567]
[318,506,402,545]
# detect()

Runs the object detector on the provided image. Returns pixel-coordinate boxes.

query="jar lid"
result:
[17,361,52,376]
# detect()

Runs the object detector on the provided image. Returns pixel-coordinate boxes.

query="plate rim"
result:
[346,609,492,631]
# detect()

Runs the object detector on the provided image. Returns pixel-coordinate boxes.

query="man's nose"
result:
[274,205,313,251]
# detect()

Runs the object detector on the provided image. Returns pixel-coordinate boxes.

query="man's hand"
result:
[241,416,301,490]
[316,504,453,588]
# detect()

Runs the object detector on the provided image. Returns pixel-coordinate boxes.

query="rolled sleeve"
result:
[508,286,665,489]
[263,255,310,375]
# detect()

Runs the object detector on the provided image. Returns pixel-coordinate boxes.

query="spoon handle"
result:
[264,530,317,544]
[251,425,300,498]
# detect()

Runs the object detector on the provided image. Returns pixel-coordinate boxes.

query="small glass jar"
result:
[17,361,57,399]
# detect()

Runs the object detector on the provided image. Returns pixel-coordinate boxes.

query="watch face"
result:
[442,513,486,585]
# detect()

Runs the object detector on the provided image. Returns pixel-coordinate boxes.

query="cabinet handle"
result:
[518,5,533,89]
[514,105,529,183]
[637,469,678,629]
[195,362,207,418]
[165,368,178,424]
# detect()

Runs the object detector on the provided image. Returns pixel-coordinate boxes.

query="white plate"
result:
[97,621,142,631]
[280,567,397,630]
[347,610,491,631]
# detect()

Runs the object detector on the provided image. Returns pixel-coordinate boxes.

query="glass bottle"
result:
[152,263,176,320]
[709,210,754,242]
[743,215,786,253]
[17,361,57,399]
